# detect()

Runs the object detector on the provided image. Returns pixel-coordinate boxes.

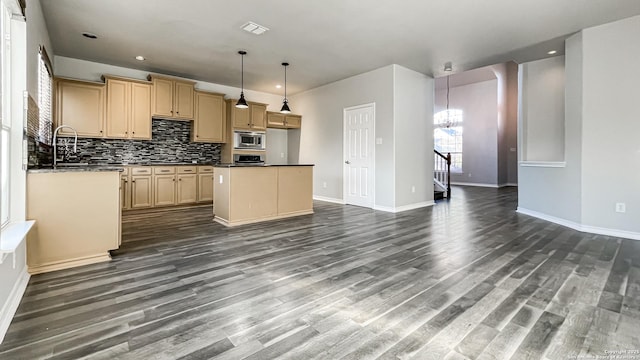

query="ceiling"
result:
[40,0,640,96]
[434,65,497,90]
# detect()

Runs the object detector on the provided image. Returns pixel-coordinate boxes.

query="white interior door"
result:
[344,104,374,208]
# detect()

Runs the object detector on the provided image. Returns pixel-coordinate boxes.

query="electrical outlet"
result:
[219,175,223,184]
[411,185,415,193]
[468,173,472,177]
[510,147,517,152]
[376,138,383,145]
[615,203,626,213]
[280,152,285,158]
[322,182,327,189]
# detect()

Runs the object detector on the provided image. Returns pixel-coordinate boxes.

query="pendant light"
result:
[280,62,291,114]
[444,62,452,128]
[236,50,249,109]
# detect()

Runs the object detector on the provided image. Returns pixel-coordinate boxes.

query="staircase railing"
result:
[434,150,451,198]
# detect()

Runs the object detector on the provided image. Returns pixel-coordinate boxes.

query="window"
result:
[434,109,463,172]
[1,2,10,226]
[38,46,52,145]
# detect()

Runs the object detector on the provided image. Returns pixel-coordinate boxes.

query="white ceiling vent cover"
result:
[241,22,269,35]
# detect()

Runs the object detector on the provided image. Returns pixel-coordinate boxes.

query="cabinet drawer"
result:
[198,166,214,174]
[131,167,151,175]
[154,167,176,175]
[177,166,197,174]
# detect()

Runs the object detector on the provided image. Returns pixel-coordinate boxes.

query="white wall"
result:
[580,16,640,233]
[265,128,288,165]
[291,65,395,206]
[2,0,48,343]
[520,56,565,162]
[393,65,433,207]
[493,63,509,186]
[54,56,284,112]
[435,79,499,185]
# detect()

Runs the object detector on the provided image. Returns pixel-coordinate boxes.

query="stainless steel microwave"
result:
[234,131,266,150]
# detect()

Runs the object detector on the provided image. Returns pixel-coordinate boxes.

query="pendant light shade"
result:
[280,62,291,114]
[236,51,249,109]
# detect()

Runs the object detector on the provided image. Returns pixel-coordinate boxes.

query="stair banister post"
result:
[446,153,451,198]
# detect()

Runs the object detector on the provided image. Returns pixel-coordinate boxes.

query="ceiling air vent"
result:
[241,22,269,35]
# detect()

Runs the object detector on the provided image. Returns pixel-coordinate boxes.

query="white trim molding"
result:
[313,195,346,205]
[374,201,435,213]
[517,207,640,241]
[0,268,30,343]
[451,182,499,188]
[519,161,566,168]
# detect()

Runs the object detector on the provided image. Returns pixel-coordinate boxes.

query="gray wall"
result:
[506,62,519,185]
[291,65,396,207]
[435,79,499,185]
[518,48,582,223]
[520,56,565,162]
[393,65,434,207]
[266,128,288,165]
[519,15,640,236]
[580,16,640,233]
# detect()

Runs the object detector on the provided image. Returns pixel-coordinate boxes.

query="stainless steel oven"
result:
[233,153,265,166]
[234,131,266,150]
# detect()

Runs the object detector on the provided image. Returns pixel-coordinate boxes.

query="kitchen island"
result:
[213,164,314,226]
[26,167,122,274]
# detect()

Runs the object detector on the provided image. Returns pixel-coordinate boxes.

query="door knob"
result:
[345,161,351,164]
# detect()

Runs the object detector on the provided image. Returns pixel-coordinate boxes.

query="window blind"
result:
[37,45,52,145]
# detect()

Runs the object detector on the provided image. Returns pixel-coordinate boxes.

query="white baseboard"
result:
[502,183,518,187]
[374,201,435,213]
[0,268,30,344]
[517,207,640,241]
[451,182,499,188]
[313,195,345,205]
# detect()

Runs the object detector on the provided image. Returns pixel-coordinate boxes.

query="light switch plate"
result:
[376,138,383,145]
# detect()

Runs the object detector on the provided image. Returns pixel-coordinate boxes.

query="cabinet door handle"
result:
[132,131,135,134]
[179,178,182,181]
[132,180,136,183]
[173,178,175,182]
[125,131,128,134]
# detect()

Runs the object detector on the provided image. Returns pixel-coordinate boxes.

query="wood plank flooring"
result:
[1,186,639,359]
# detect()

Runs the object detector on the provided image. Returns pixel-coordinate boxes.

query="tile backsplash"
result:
[32,119,222,166]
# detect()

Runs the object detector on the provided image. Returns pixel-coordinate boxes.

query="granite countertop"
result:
[28,162,217,173]
[214,163,315,168]
[28,166,126,174]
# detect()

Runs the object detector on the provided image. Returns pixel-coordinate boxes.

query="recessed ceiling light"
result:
[548,50,557,55]
[135,55,145,61]
[82,32,98,39]
[275,84,282,89]
[241,21,269,35]
[444,62,453,72]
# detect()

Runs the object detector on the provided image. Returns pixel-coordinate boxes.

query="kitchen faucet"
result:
[52,125,78,167]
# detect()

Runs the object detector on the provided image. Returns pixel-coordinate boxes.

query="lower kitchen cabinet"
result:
[198,172,214,202]
[154,174,176,206]
[121,175,131,210]
[122,165,213,210]
[177,174,198,204]
[131,175,153,208]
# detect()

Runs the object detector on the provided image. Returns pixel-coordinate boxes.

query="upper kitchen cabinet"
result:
[149,75,195,120]
[266,111,302,129]
[193,91,226,143]
[104,76,152,140]
[226,99,267,131]
[54,77,105,138]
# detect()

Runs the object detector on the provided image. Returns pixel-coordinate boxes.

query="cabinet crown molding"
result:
[147,74,196,85]
[102,75,152,85]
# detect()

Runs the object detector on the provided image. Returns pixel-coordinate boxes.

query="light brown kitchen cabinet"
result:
[177,174,197,204]
[198,166,214,203]
[193,91,226,143]
[266,112,302,129]
[153,166,177,207]
[227,99,267,130]
[120,172,131,210]
[54,78,105,138]
[131,175,153,208]
[149,76,195,120]
[104,76,152,140]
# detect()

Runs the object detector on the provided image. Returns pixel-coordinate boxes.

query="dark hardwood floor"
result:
[1,186,639,359]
